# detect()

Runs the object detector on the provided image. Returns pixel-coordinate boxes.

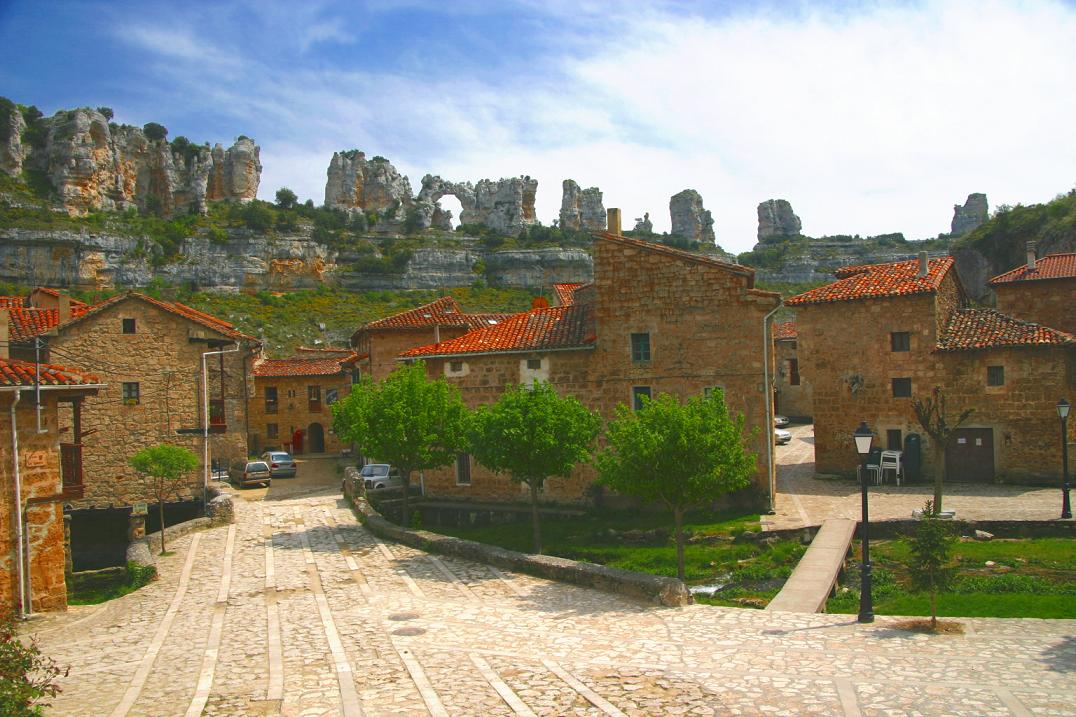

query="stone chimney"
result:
[0,309,8,359]
[1026,241,1037,272]
[607,208,622,236]
[917,251,929,278]
[58,293,72,324]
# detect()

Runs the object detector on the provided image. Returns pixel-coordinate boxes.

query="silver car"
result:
[229,460,272,488]
[261,451,297,478]
[361,463,401,490]
[775,428,792,445]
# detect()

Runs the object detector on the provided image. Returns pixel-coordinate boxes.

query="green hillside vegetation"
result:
[954,189,1076,274]
[737,231,952,271]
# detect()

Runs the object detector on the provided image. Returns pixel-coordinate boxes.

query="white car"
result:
[361,463,402,490]
[775,428,792,445]
[774,415,790,427]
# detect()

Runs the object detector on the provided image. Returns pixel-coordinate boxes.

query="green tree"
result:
[467,382,600,554]
[242,201,274,232]
[912,387,973,515]
[275,187,298,210]
[332,362,466,525]
[908,500,957,630]
[142,122,168,141]
[96,106,114,120]
[129,444,199,554]
[597,390,756,580]
[0,613,67,716]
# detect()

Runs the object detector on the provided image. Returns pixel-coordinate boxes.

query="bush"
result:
[274,187,298,210]
[142,122,168,141]
[241,201,274,232]
[0,613,67,716]
[96,106,114,121]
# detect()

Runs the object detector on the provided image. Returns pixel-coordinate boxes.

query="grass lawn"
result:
[827,537,1076,619]
[428,508,808,608]
[67,563,157,605]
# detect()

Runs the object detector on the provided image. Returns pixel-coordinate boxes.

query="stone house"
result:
[787,254,1075,483]
[0,357,102,614]
[990,248,1076,335]
[400,232,782,507]
[250,347,361,456]
[773,321,812,420]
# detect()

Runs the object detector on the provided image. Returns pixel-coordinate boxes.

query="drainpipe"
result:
[202,345,239,511]
[8,389,28,617]
[762,302,783,515]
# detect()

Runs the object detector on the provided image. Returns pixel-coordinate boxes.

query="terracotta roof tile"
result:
[59,293,257,343]
[786,257,955,306]
[988,253,1076,285]
[0,357,100,387]
[0,296,25,308]
[774,321,797,340]
[6,305,92,342]
[937,309,1074,351]
[552,283,585,307]
[361,297,472,331]
[400,304,594,358]
[253,352,361,377]
[32,287,88,307]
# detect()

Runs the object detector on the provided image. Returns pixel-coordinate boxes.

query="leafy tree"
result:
[467,382,600,554]
[0,613,67,716]
[142,122,168,141]
[242,201,274,232]
[275,187,298,210]
[332,362,466,525]
[912,387,973,515]
[96,106,114,120]
[908,500,957,630]
[597,390,756,580]
[129,444,199,554]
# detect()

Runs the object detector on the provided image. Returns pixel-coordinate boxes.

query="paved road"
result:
[24,454,1076,716]
[767,424,1068,530]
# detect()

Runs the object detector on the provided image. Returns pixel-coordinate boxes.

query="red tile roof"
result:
[400,304,594,358]
[60,293,257,343]
[0,357,100,387]
[786,257,955,306]
[295,346,353,354]
[988,253,1076,285]
[774,321,797,341]
[6,305,92,342]
[253,352,361,378]
[553,283,585,307]
[0,296,25,308]
[937,309,1074,352]
[31,287,89,307]
[594,232,756,278]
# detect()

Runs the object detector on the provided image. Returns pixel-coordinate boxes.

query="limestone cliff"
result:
[950,193,988,237]
[559,179,606,231]
[669,189,715,244]
[757,199,802,240]
[324,150,414,217]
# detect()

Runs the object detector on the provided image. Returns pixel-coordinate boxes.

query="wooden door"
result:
[946,428,995,482]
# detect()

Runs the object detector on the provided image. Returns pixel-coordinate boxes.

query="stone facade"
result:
[250,372,354,456]
[994,278,1076,335]
[49,296,257,509]
[416,235,781,506]
[775,334,812,420]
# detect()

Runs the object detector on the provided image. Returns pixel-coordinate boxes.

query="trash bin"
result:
[903,433,922,483]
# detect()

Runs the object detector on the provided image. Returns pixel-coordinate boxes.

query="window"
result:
[264,386,278,414]
[892,378,912,398]
[987,365,1005,387]
[704,385,725,399]
[886,429,902,451]
[450,361,463,372]
[630,332,651,363]
[308,385,322,412]
[891,332,911,352]
[209,399,225,427]
[788,359,800,386]
[455,453,472,485]
[122,318,136,334]
[266,423,278,439]
[526,358,542,370]
[632,386,652,410]
[351,368,361,384]
[122,382,140,405]
[326,388,339,405]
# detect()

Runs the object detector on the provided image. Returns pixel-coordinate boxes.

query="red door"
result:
[946,428,994,482]
[292,428,304,455]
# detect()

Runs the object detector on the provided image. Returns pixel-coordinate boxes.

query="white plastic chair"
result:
[880,450,902,486]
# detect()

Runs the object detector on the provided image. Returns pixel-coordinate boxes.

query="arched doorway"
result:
[307,422,325,454]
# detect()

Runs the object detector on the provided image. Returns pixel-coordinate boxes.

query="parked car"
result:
[775,428,792,445]
[361,463,402,490]
[230,459,272,488]
[260,451,297,478]
[774,415,790,427]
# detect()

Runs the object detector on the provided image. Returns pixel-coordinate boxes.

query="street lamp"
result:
[854,421,875,623]
[1058,399,1072,520]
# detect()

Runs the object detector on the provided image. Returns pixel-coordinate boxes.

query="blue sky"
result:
[2,0,1075,252]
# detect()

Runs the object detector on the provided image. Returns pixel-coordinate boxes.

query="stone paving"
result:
[21,455,1076,716]
[766,424,1069,530]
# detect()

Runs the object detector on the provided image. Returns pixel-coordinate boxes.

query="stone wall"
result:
[775,338,812,419]
[51,298,255,509]
[249,373,353,455]
[0,395,69,613]
[356,326,471,382]
[995,279,1076,335]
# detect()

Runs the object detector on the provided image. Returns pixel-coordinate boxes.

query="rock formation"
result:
[416,175,477,230]
[559,179,606,231]
[1,106,259,216]
[473,176,538,235]
[669,189,715,244]
[633,213,653,233]
[757,199,802,240]
[951,193,988,237]
[0,105,27,175]
[324,150,414,217]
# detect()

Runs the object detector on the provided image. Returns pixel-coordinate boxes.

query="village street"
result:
[24,453,1076,717]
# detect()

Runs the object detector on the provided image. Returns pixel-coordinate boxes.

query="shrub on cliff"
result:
[142,122,168,141]
[274,187,298,210]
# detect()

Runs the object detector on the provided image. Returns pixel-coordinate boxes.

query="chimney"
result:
[58,293,72,324]
[1026,241,1037,272]
[607,208,622,236]
[0,309,8,360]
[917,251,929,278]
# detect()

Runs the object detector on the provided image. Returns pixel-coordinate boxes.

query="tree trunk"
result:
[932,444,946,515]
[930,573,938,630]
[529,481,542,555]
[158,498,167,555]
[673,506,685,581]
[400,470,411,527]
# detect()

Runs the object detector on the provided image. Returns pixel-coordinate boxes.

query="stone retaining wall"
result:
[343,468,690,607]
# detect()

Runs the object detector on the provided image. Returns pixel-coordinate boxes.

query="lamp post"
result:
[854,421,875,623]
[1058,399,1071,520]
